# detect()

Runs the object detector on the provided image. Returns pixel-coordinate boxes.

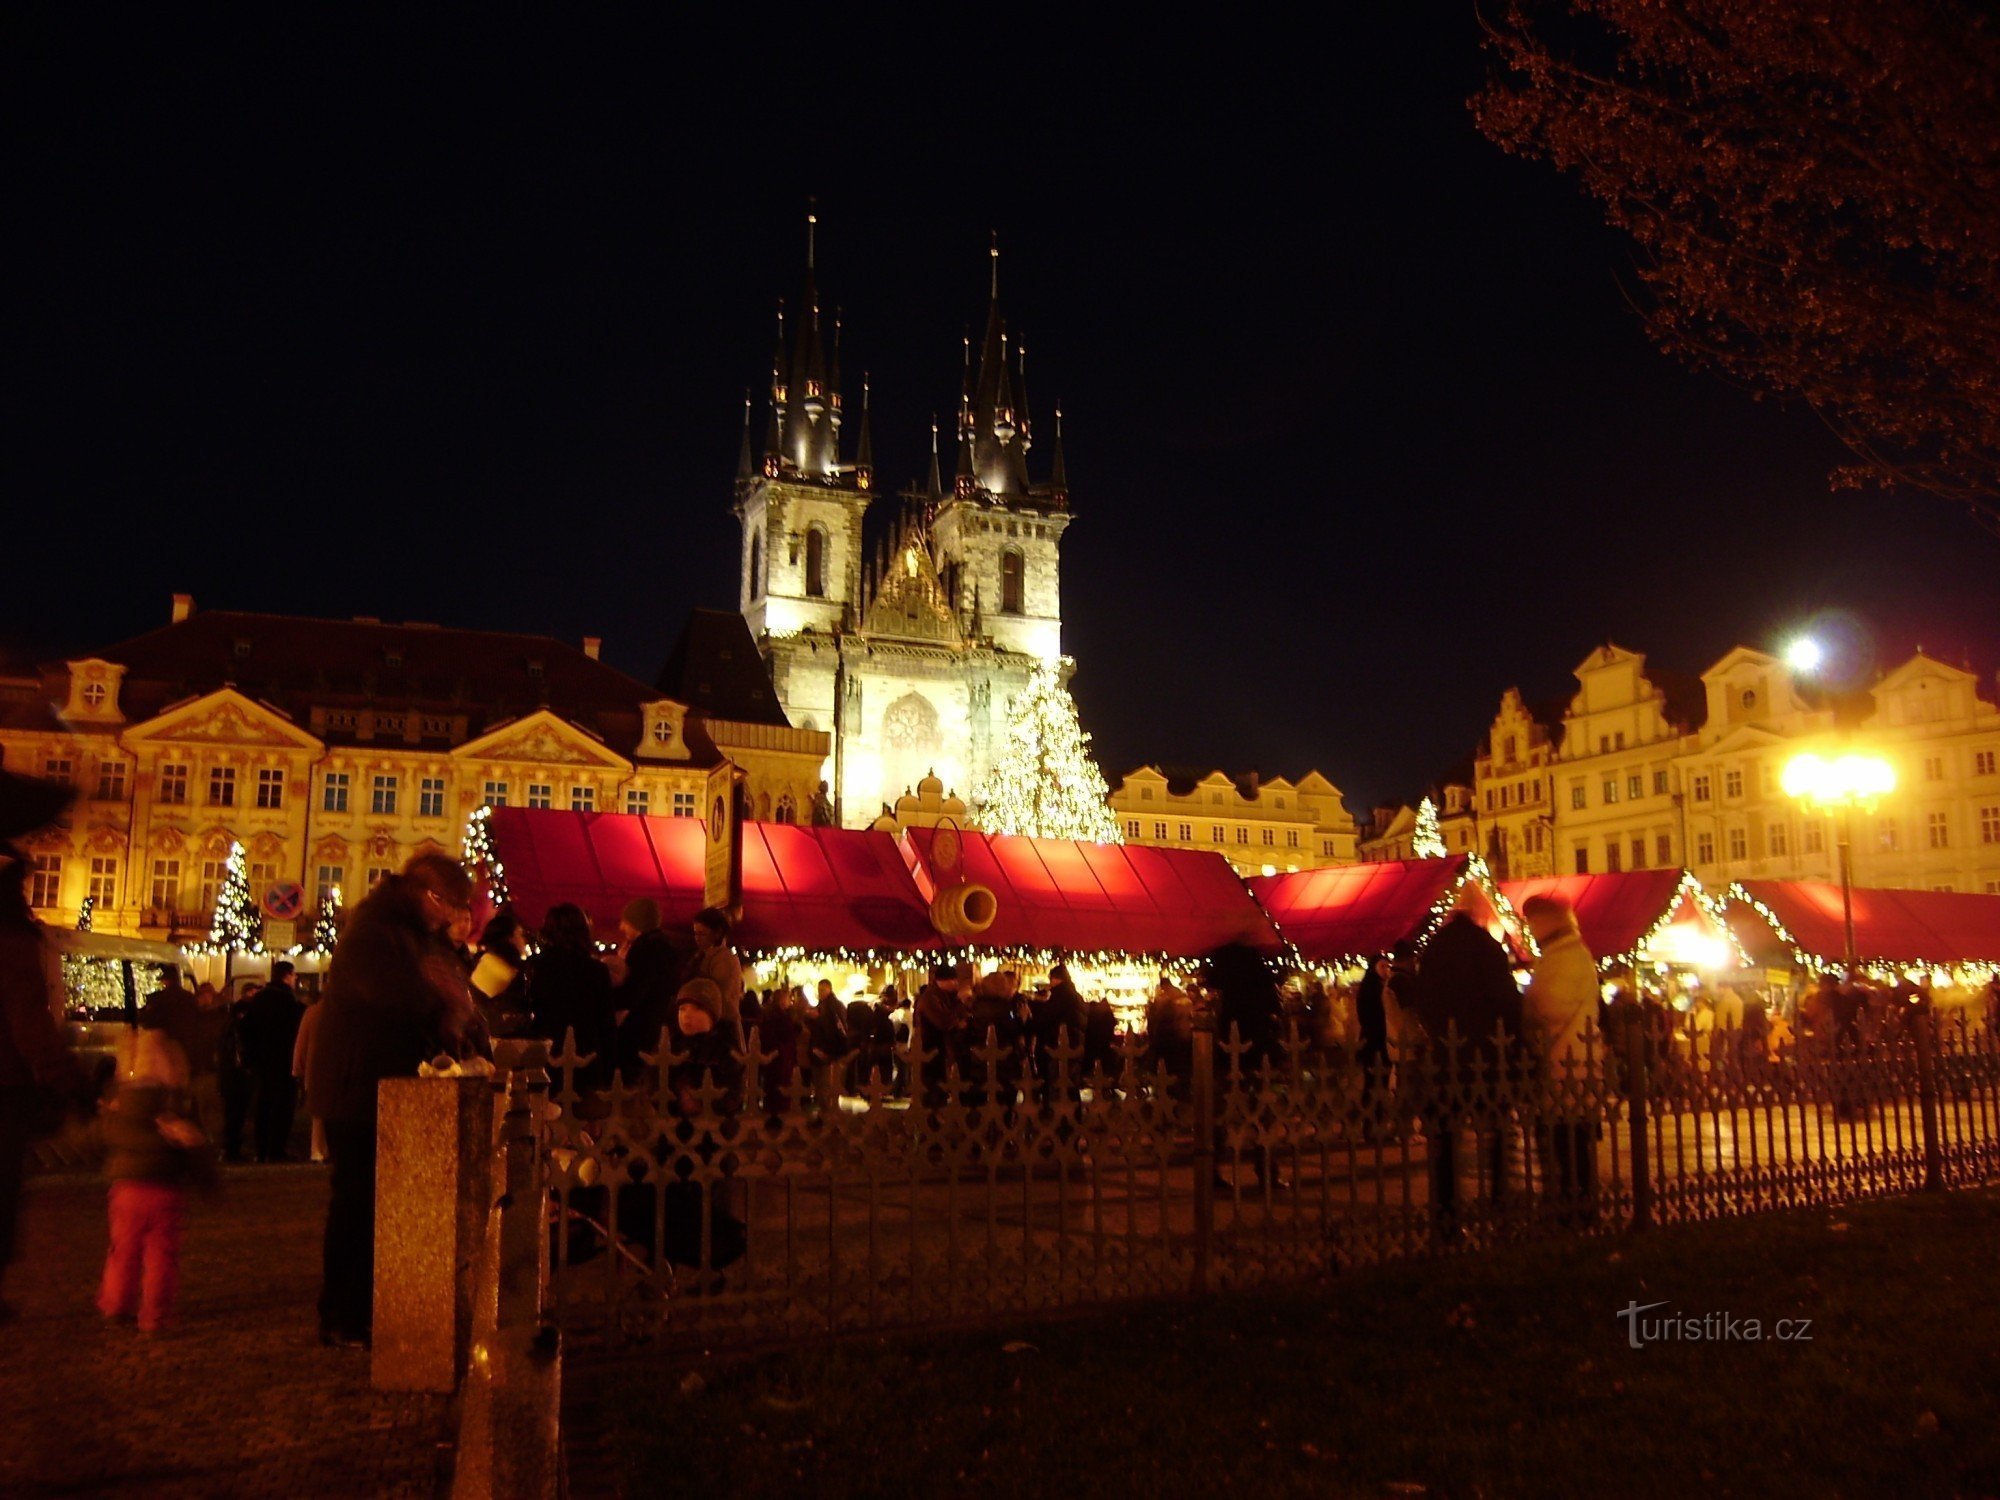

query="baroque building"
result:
[0,598,828,938]
[1105,767,1359,876]
[737,227,1070,827]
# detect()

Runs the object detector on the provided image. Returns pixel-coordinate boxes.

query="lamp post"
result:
[1780,751,1896,975]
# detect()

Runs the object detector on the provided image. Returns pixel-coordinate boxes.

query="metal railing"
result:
[525,1014,2000,1352]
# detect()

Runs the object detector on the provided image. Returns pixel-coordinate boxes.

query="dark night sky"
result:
[11,12,1999,813]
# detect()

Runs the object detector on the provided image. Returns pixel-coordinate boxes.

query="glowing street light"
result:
[1781,750,1896,974]
[1783,637,1825,674]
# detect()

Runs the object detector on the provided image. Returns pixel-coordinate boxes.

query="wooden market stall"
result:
[1248,854,1522,971]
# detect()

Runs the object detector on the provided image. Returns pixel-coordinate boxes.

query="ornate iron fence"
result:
[522,1014,2000,1352]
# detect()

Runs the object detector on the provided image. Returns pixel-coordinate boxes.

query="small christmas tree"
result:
[207,840,264,954]
[1413,796,1447,859]
[975,661,1124,843]
[76,895,95,932]
[312,885,343,954]
[463,804,510,906]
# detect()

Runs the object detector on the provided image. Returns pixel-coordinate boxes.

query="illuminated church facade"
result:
[736,225,1071,827]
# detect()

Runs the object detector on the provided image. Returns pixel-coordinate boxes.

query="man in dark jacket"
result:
[307,853,477,1348]
[240,961,305,1161]
[1030,964,1088,1099]
[1409,909,1524,1239]
[612,898,684,1082]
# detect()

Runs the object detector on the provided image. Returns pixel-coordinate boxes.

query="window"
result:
[1927,812,1950,849]
[366,865,394,889]
[314,864,343,908]
[44,756,72,781]
[1605,842,1622,873]
[1573,847,1590,875]
[158,764,189,805]
[1980,805,1999,844]
[1260,828,1275,846]
[1125,819,1141,838]
[1286,830,1300,848]
[95,761,127,801]
[256,768,284,809]
[1931,883,1955,893]
[371,775,398,815]
[1630,838,1646,870]
[1975,750,1996,776]
[482,780,508,807]
[419,777,446,818]
[1615,731,1626,749]
[671,791,697,818]
[570,786,596,812]
[1627,774,1643,801]
[87,857,118,908]
[1139,787,1154,801]
[208,766,236,806]
[749,532,763,598]
[1653,770,1669,796]
[527,784,552,810]
[1570,783,1587,810]
[1655,834,1673,866]
[28,855,63,908]
[82,681,106,709]
[774,792,796,824]
[1178,822,1192,841]
[1000,549,1025,615]
[1691,774,1711,802]
[1768,823,1788,857]
[250,861,278,902]
[1235,827,1250,845]
[1211,826,1225,844]
[1153,821,1168,839]
[1486,790,1496,812]
[1602,780,1619,804]
[804,525,827,598]
[148,858,180,911]
[1696,832,1716,863]
[323,772,350,813]
[1724,768,1743,799]
[199,859,228,913]
[1923,755,1944,782]
[1320,839,1334,856]
[1804,820,1824,855]
[1880,818,1900,852]
[626,789,651,816]
[1503,734,1517,761]
[1727,828,1748,861]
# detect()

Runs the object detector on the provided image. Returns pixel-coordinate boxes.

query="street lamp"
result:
[1784,636,1825,674]
[1780,751,1896,974]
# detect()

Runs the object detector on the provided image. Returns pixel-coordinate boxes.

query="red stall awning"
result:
[482,807,939,954]
[1730,880,2000,969]
[900,827,1282,958]
[1250,855,1513,965]
[1502,869,1726,967]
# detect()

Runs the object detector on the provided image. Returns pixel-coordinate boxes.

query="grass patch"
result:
[570,1189,2000,1498]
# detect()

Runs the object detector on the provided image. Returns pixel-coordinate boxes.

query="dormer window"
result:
[652,719,675,744]
[385,649,404,670]
[1741,689,1757,709]
[82,683,106,709]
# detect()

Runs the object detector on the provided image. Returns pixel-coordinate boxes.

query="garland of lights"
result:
[1606,868,1753,974]
[189,840,264,957]
[1723,881,1997,985]
[463,804,511,907]
[75,895,94,932]
[973,660,1124,844]
[311,885,343,956]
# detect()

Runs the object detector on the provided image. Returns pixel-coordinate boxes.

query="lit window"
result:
[1691,775,1711,802]
[314,864,343,908]
[28,855,63,908]
[371,775,398,816]
[1768,823,1788,857]
[256,768,285,809]
[1880,818,1900,852]
[199,858,227,913]
[95,762,127,801]
[158,764,189,805]
[419,777,446,818]
[483,780,508,807]
[148,858,180,911]
[1570,783,1586,810]
[1927,812,1950,849]
[1602,780,1618,805]
[527,784,552,810]
[626,789,651,816]
[323,772,350,813]
[672,791,697,817]
[1627,774,1643,800]
[208,766,236,807]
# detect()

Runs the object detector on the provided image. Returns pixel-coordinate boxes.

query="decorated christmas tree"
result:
[76,895,95,932]
[207,840,264,954]
[1412,796,1447,859]
[311,885,343,954]
[975,661,1124,843]
[463,804,510,906]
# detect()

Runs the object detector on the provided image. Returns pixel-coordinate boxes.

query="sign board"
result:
[703,760,744,916]
[262,880,306,921]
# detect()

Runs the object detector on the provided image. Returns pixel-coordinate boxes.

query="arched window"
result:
[749,532,763,598]
[805,526,827,598]
[999,548,1025,615]
[774,792,796,824]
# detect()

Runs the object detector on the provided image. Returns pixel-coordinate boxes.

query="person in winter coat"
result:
[291,993,327,1163]
[1353,940,1416,1090]
[98,1027,209,1334]
[469,909,534,1039]
[1519,894,1602,1219]
[1030,963,1089,1098]
[687,907,745,1049]
[1144,971,1195,1091]
[1203,941,1288,1188]
[239,961,305,1161]
[306,852,480,1349]
[527,903,615,1088]
[611,898,684,1082]
[914,965,970,1107]
[807,979,850,1104]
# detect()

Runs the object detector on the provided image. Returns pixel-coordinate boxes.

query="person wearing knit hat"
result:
[1520,890,1601,1222]
[674,978,722,1030]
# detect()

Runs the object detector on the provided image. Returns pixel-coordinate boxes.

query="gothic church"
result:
[734,221,1071,827]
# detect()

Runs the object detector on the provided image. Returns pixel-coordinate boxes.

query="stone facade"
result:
[1107,768,1359,875]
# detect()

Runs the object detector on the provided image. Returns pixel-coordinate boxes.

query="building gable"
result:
[122,687,323,754]
[453,709,632,772]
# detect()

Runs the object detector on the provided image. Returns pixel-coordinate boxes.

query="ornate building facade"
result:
[1105,767,1359,876]
[1,599,828,938]
[737,230,1070,827]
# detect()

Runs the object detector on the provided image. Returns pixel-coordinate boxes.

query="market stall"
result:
[1728,880,2000,1003]
[1502,869,1743,974]
[1249,854,1522,972]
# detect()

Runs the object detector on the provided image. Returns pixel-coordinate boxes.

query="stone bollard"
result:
[372,1075,498,1392]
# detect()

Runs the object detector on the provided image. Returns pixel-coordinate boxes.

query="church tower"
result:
[927,238,1070,663]
[736,207,874,643]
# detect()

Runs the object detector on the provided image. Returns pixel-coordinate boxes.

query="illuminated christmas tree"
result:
[76,895,94,932]
[463,804,510,906]
[311,885,343,954]
[207,840,264,954]
[1413,796,1447,859]
[975,661,1124,843]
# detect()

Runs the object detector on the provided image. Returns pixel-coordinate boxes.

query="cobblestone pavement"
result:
[0,1167,449,1498]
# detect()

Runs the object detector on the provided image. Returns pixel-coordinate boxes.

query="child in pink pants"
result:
[98,1028,206,1334]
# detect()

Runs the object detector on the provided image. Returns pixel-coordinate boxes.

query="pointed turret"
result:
[736,391,755,483]
[925,414,942,496]
[969,235,1033,500]
[854,373,873,490]
[1049,405,1068,500]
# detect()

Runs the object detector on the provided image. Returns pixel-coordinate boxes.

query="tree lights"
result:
[974,661,1124,844]
[203,840,263,956]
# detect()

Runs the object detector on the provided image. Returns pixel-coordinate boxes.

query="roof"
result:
[484,807,937,952]
[655,609,790,727]
[1250,855,1512,964]
[901,826,1282,958]
[62,609,656,747]
[1502,870,1725,968]
[1729,881,2000,969]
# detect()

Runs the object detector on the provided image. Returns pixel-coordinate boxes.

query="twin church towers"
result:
[733,212,1075,826]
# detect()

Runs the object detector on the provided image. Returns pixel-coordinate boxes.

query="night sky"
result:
[12,13,1999,814]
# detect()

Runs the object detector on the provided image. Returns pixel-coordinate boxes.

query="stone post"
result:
[372,1076,498,1393]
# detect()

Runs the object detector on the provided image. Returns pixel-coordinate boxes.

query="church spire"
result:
[926,413,942,496]
[736,390,754,483]
[854,373,873,489]
[1049,404,1068,497]
[782,201,840,479]
[970,234,1032,500]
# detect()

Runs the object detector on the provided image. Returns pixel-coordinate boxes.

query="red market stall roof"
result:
[1502,869,1738,970]
[481,807,939,954]
[1729,880,2000,971]
[899,826,1282,959]
[1249,855,1517,966]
